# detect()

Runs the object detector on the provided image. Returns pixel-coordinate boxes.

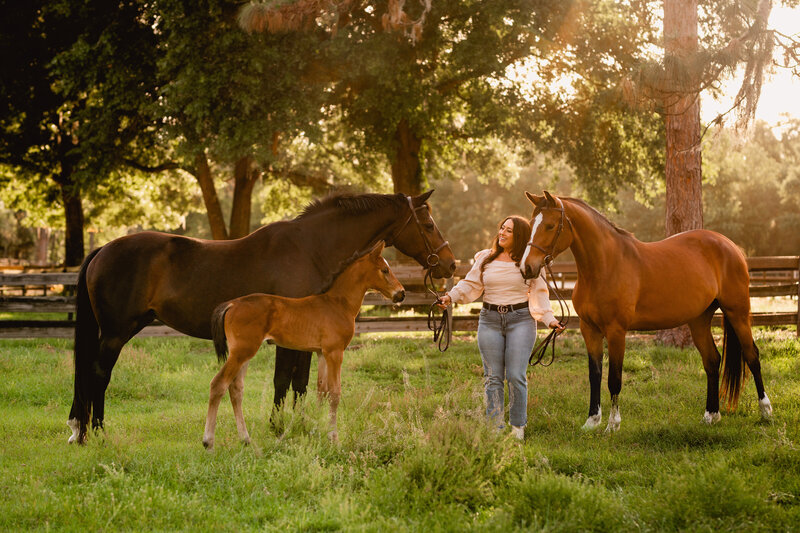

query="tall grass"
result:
[0,329,798,531]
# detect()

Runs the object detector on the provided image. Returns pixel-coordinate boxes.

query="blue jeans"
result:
[477,307,537,428]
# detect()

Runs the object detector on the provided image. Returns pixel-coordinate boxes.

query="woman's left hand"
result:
[549,320,566,333]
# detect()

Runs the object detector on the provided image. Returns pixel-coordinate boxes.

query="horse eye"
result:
[545,224,555,230]
[423,223,435,231]
[381,268,389,274]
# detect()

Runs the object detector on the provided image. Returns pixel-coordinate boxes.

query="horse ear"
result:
[412,190,434,207]
[543,191,557,206]
[525,191,546,207]
[370,240,385,258]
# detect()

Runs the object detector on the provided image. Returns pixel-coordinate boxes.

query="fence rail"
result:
[1,256,798,339]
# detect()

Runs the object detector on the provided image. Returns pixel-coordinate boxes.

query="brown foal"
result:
[203,241,405,449]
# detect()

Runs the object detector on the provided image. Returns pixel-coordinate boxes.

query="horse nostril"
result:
[522,265,532,279]
[449,262,456,273]
[394,290,406,303]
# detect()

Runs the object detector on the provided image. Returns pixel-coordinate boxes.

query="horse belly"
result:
[630,292,715,331]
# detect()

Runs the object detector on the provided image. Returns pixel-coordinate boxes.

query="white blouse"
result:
[448,249,556,326]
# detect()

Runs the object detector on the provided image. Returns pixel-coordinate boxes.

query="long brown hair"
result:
[480,216,532,282]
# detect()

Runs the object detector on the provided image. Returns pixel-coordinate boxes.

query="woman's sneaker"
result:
[511,425,524,440]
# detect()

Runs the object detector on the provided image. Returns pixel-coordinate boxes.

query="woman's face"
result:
[498,219,514,250]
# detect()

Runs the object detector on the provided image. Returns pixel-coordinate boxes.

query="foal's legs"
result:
[687,308,722,424]
[321,348,344,442]
[580,320,605,430]
[317,353,329,400]
[203,344,258,450]
[229,361,251,444]
[605,327,626,433]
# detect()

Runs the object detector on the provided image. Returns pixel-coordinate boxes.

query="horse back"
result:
[84,229,318,339]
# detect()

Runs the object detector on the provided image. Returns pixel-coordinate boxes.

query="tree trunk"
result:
[658,0,703,348]
[60,183,85,268]
[229,156,260,239]
[194,151,229,240]
[391,118,423,195]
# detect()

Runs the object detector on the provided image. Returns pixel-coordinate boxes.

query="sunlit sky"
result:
[703,4,800,128]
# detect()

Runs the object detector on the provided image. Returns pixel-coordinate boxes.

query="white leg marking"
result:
[605,403,621,433]
[582,407,602,431]
[703,410,721,424]
[759,394,773,419]
[520,213,543,269]
[67,418,80,444]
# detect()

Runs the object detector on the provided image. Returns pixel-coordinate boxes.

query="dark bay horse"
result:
[68,191,455,443]
[205,241,404,448]
[520,191,773,432]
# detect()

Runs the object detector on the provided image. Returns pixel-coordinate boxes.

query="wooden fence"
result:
[1,256,798,339]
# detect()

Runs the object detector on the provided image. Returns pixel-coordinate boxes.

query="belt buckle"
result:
[497,304,509,314]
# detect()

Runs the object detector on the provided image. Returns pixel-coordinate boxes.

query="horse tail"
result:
[71,247,103,435]
[211,302,231,363]
[719,313,749,411]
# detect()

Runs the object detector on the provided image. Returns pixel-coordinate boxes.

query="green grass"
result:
[1,329,799,531]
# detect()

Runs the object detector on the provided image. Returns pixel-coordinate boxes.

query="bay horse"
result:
[69,191,455,444]
[520,191,773,432]
[204,241,404,448]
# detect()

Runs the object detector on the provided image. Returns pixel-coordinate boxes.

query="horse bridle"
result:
[524,204,566,267]
[390,196,450,269]
[524,201,571,366]
[386,196,453,351]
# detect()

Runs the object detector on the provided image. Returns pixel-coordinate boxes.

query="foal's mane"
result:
[563,197,633,237]
[297,192,404,219]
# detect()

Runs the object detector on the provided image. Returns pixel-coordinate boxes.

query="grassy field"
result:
[1,328,798,531]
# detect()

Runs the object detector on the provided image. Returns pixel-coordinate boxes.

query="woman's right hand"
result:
[435,294,452,309]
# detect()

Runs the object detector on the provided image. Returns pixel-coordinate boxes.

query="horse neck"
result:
[297,206,401,273]
[563,199,630,280]
[323,263,375,315]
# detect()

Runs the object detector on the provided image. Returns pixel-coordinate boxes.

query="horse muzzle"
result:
[521,263,542,280]
[428,257,457,279]
[392,289,406,303]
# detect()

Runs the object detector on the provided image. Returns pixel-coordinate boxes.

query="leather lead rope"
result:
[528,259,570,367]
[426,269,451,352]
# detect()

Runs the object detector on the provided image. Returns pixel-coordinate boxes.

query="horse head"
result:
[521,191,573,279]
[391,190,457,279]
[363,241,406,303]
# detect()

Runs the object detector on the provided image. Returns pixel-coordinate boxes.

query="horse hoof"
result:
[702,411,721,425]
[327,430,339,443]
[582,413,602,431]
[202,439,214,450]
[759,396,773,420]
[67,419,80,444]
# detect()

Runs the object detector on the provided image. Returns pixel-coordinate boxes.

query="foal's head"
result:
[355,241,406,303]
[521,191,573,279]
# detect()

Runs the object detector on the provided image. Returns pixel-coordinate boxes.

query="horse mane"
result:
[563,197,633,237]
[297,192,405,219]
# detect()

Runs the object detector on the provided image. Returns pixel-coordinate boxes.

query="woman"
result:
[437,216,564,440]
